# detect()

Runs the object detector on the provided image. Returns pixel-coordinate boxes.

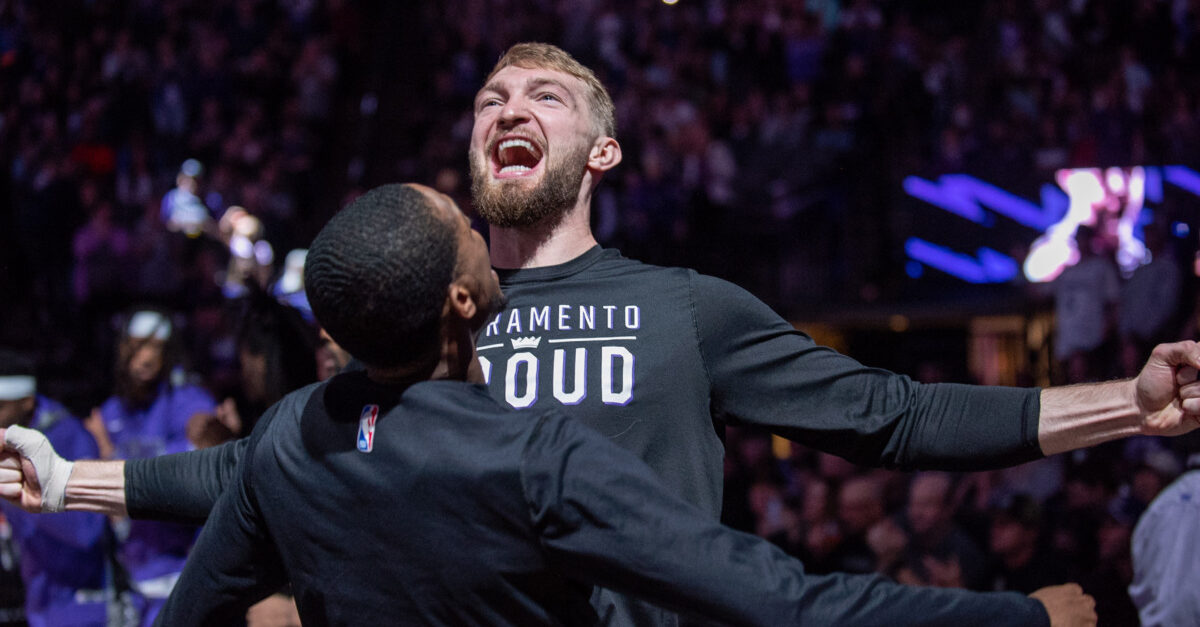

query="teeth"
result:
[500,165,532,174]
[499,139,535,152]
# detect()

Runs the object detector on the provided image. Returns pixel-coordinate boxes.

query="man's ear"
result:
[587,137,622,173]
[446,280,478,323]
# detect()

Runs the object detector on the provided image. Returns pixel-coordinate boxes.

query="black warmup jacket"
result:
[153,373,1046,626]
[132,247,1047,625]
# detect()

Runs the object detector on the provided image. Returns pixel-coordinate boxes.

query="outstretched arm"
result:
[522,412,1090,626]
[0,425,106,514]
[66,459,128,516]
[694,275,1043,469]
[1039,340,1200,455]
[1,424,248,522]
[694,274,1200,468]
[123,438,248,522]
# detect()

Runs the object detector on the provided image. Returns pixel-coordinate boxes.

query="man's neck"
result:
[366,320,485,387]
[488,202,598,269]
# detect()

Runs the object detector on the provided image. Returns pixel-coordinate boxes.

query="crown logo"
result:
[511,336,542,350]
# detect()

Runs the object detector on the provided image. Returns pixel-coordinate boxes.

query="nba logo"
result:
[356,405,379,453]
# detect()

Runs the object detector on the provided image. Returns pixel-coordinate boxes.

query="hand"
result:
[0,425,75,513]
[1030,583,1097,627]
[246,593,301,627]
[215,398,243,435]
[0,453,25,508]
[1134,340,1200,436]
[83,408,115,459]
[186,411,237,449]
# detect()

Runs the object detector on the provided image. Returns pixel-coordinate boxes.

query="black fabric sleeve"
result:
[521,411,1049,626]
[124,440,246,523]
[691,273,1043,470]
[152,433,285,626]
[125,401,283,523]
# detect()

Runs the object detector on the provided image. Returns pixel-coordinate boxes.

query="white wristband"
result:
[4,424,74,513]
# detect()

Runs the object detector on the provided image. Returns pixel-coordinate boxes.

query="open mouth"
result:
[492,136,544,178]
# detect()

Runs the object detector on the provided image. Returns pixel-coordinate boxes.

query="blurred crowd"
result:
[0,0,365,391]
[2,0,1200,625]
[722,390,1199,627]
[404,0,1200,306]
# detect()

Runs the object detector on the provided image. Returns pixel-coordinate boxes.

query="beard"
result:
[470,139,590,228]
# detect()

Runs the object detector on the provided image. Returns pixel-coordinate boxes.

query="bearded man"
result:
[7,43,1200,627]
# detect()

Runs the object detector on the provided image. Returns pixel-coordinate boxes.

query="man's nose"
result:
[498,97,530,126]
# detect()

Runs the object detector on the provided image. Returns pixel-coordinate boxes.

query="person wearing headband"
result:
[0,350,133,627]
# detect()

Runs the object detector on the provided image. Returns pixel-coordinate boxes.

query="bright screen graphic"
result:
[902,166,1200,284]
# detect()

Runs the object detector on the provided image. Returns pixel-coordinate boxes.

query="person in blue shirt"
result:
[0,350,135,627]
[92,313,216,626]
[1129,452,1200,626]
[158,159,213,239]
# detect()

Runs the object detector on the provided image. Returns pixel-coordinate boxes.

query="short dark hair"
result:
[304,184,457,369]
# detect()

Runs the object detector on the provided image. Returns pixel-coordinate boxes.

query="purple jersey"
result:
[1,396,110,627]
[100,381,214,620]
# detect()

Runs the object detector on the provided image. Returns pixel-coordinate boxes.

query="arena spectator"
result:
[91,311,215,626]
[901,472,990,590]
[829,474,887,574]
[987,494,1074,594]
[0,349,135,626]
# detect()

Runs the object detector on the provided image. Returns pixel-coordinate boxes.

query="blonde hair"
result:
[484,42,616,139]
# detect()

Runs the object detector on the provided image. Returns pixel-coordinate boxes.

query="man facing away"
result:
[90,183,1088,625]
[7,43,1200,625]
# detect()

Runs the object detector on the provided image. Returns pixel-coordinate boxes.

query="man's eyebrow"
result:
[526,77,575,101]
[475,76,577,105]
[474,82,505,108]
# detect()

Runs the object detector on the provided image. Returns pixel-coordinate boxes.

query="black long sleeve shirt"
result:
[154,373,1046,626]
[132,247,1046,625]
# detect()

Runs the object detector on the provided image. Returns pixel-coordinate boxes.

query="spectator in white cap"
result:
[86,310,217,626]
